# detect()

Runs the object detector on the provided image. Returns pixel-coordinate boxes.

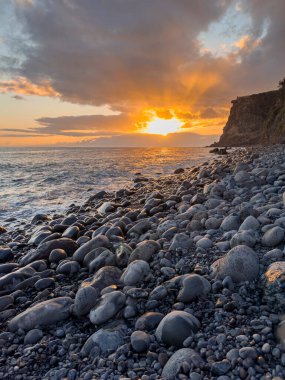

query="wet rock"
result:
[0,295,14,311]
[89,291,126,325]
[56,260,81,275]
[88,249,116,272]
[211,245,259,283]
[49,248,67,263]
[9,297,73,331]
[156,310,200,347]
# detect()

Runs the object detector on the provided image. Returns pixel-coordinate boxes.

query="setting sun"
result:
[145,116,184,136]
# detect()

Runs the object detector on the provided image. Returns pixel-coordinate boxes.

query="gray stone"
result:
[115,243,132,267]
[20,238,78,265]
[88,250,116,273]
[128,240,160,263]
[212,360,231,375]
[131,331,150,353]
[0,295,14,311]
[262,226,285,247]
[162,348,203,380]
[34,278,55,290]
[230,230,256,248]
[155,310,200,347]
[220,215,240,232]
[62,226,80,239]
[135,312,164,331]
[196,237,213,249]
[81,324,126,357]
[49,249,67,263]
[56,260,81,275]
[89,291,126,325]
[73,285,99,317]
[169,233,192,251]
[72,235,110,263]
[177,274,211,303]
[0,248,13,263]
[24,329,43,345]
[9,297,73,331]
[211,245,259,283]
[121,260,150,286]
[264,248,283,260]
[239,216,260,231]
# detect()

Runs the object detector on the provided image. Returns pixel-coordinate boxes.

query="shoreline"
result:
[1,145,285,379]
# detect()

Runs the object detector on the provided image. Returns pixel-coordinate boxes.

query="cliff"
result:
[214,88,285,146]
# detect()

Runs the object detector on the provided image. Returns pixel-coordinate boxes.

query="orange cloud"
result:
[0,77,59,97]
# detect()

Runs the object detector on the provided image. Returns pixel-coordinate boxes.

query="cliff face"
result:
[215,89,285,146]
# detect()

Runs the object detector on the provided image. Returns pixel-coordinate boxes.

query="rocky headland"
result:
[213,88,285,146]
[1,146,285,379]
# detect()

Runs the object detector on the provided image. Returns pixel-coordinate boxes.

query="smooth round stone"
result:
[135,312,164,331]
[131,331,150,353]
[89,291,126,325]
[239,216,260,231]
[161,348,203,379]
[220,215,240,232]
[121,260,150,286]
[230,230,256,248]
[34,278,55,290]
[81,324,126,357]
[211,245,259,283]
[262,226,285,247]
[88,250,116,273]
[56,260,81,275]
[73,286,99,317]
[128,240,160,263]
[169,233,192,251]
[0,248,13,263]
[24,328,43,345]
[49,249,67,263]
[8,297,73,331]
[239,347,257,359]
[205,217,221,230]
[196,237,212,249]
[177,274,211,303]
[263,248,283,260]
[0,295,14,311]
[155,310,200,347]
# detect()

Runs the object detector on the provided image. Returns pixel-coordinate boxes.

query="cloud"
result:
[0,0,285,144]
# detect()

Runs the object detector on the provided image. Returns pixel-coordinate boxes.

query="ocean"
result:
[0,147,212,224]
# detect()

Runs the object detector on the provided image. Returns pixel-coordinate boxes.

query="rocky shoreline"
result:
[1,146,285,379]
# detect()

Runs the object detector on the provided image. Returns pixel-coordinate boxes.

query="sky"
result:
[0,0,284,147]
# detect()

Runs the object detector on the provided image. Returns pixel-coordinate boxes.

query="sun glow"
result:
[144,116,184,136]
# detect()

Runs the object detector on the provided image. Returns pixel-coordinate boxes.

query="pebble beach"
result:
[1,145,285,380]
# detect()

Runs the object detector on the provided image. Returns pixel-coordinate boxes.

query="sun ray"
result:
[144,116,184,136]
